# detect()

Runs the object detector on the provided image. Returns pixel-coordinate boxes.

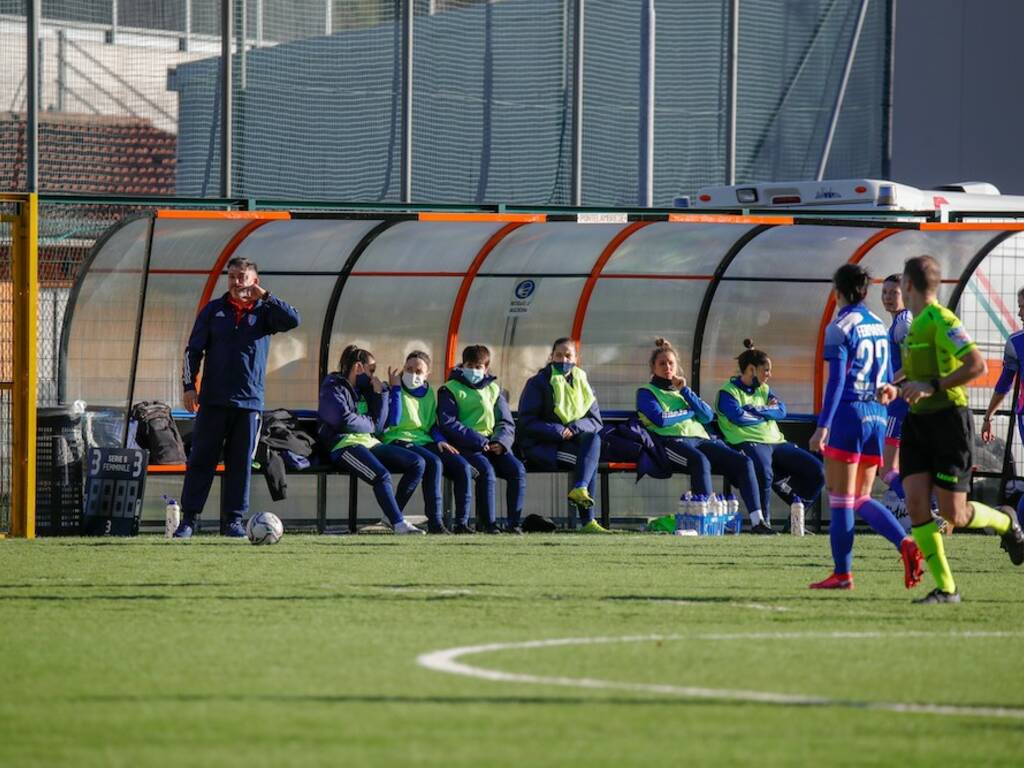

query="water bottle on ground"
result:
[676,492,691,532]
[789,496,805,537]
[693,494,708,517]
[726,493,740,534]
[163,495,180,538]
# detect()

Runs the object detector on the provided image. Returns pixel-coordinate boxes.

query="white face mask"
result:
[402,372,425,390]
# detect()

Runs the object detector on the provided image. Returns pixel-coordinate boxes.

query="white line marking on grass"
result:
[416,632,1024,719]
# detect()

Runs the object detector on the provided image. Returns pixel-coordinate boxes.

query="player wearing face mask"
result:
[380,350,474,534]
[517,337,608,533]
[317,344,426,534]
[437,344,526,533]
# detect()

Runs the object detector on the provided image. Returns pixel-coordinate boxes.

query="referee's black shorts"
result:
[899,406,973,492]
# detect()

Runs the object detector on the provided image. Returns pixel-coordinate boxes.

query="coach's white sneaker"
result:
[394,520,426,535]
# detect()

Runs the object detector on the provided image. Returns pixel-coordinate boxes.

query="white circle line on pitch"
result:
[416,632,1024,719]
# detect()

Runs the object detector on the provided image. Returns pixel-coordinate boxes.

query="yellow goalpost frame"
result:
[1,192,38,539]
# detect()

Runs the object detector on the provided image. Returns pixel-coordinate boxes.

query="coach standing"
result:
[173,256,301,538]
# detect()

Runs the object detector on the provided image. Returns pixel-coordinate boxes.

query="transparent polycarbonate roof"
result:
[62,214,1016,421]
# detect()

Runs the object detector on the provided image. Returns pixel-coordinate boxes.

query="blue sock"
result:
[1017,494,1024,528]
[829,493,855,574]
[883,470,904,500]
[855,495,906,548]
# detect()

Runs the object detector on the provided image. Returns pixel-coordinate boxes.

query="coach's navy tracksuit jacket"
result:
[180,292,301,524]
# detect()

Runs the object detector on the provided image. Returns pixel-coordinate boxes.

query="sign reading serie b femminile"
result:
[83,447,149,536]
[508,278,539,317]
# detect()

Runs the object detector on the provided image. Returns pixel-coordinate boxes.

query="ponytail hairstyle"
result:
[736,338,769,372]
[406,349,431,371]
[832,263,871,305]
[649,337,679,369]
[338,344,374,377]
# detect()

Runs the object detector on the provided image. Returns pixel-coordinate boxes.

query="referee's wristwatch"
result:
[929,378,942,394]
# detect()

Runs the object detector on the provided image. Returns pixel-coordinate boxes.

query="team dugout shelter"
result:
[59,190,1024,530]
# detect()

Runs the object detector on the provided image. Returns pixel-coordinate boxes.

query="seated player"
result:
[518,337,608,533]
[808,265,923,590]
[317,344,426,535]
[381,350,476,535]
[437,344,526,534]
[716,340,824,532]
[634,338,766,532]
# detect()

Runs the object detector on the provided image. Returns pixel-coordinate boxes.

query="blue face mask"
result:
[553,362,575,375]
[462,367,485,385]
[355,373,371,389]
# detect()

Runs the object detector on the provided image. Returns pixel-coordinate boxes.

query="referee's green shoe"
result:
[580,519,610,534]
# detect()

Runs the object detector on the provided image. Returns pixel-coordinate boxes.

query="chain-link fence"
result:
[2,0,891,206]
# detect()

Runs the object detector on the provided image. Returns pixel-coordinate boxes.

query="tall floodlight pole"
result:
[401,0,414,203]
[571,0,584,206]
[725,0,738,186]
[639,0,655,207]
[26,0,40,192]
[817,0,870,180]
[220,0,233,197]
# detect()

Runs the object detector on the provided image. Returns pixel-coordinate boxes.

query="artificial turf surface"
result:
[1,532,1022,767]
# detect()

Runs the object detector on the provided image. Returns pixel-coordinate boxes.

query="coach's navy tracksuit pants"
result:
[181,404,260,527]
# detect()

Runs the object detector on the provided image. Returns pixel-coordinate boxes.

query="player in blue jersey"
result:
[880,274,913,524]
[981,286,1024,527]
[808,264,924,590]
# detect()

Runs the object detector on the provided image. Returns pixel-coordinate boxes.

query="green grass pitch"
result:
[1,533,1022,766]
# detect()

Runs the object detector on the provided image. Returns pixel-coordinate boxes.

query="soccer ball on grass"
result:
[245,512,284,545]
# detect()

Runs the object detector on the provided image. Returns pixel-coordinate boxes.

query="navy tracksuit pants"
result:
[463,450,526,527]
[656,435,763,517]
[181,404,260,527]
[735,441,824,520]
[523,431,602,523]
[331,442,425,526]
[401,442,476,527]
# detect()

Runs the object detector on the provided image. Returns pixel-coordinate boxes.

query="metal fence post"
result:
[107,0,118,45]
[26,0,40,193]
[571,0,584,206]
[181,0,192,52]
[57,29,67,111]
[639,0,655,207]
[725,0,738,185]
[9,193,38,538]
[221,0,233,197]
[401,0,414,203]
[817,0,870,180]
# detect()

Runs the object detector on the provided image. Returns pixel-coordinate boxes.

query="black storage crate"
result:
[35,406,85,535]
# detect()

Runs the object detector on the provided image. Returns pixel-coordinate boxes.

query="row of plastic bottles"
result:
[676,491,806,536]
[677,492,739,518]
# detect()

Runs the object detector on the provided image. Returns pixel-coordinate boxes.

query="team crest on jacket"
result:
[248,314,257,326]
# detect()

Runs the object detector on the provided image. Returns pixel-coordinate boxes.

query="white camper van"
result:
[680,179,1024,219]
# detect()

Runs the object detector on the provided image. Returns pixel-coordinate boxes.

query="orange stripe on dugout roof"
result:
[156,210,291,220]
[417,212,546,223]
[919,222,1024,231]
[668,213,794,225]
